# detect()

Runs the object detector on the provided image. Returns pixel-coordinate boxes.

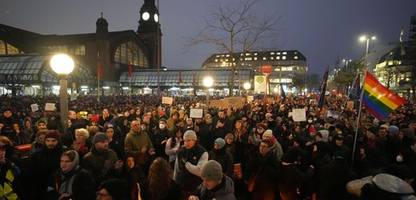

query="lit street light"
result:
[359,34,376,67]
[203,76,214,105]
[50,53,74,133]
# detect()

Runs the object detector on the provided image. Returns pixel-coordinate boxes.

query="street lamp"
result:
[203,76,214,105]
[50,53,74,133]
[359,34,376,67]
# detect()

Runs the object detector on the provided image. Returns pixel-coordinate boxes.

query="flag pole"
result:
[351,70,366,167]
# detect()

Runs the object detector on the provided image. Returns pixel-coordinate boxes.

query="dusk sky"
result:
[2,0,416,74]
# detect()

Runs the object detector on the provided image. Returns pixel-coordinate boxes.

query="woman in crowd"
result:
[72,128,90,160]
[144,157,182,200]
[46,150,95,200]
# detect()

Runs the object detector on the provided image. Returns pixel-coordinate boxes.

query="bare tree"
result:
[187,0,279,96]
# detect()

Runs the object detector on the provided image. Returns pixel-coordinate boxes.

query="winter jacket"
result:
[197,176,236,200]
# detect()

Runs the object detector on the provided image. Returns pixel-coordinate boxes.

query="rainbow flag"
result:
[363,71,406,120]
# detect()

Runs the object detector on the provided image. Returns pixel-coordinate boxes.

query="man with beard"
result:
[30,130,65,200]
[83,133,121,187]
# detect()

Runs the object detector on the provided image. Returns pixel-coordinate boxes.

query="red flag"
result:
[128,62,133,79]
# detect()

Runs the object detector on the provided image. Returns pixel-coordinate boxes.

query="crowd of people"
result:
[0,93,415,200]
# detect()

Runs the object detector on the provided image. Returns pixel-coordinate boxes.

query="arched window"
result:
[0,40,24,55]
[114,41,148,67]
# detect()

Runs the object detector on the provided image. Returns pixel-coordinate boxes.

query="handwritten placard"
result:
[292,108,306,122]
[30,104,39,112]
[161,97,173,105]
[190,108,203,118]
[45,103,56,111]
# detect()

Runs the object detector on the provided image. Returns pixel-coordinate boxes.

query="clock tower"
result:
[137,0,161,69]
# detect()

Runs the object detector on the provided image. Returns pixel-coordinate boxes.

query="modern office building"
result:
[202,50,308,92]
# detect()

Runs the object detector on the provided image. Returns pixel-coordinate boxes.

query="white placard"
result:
[292,108,306,122]
[45,103,56,111]
[327,110,340,119]
[162,97,173,105]
[190,108,203,118]
[254,75,267,94]
[31,104,39,112]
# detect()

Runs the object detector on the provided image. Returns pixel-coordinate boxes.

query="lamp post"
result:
[243,82,251,95]
[359,35,376,67]
[50,54,74,133]
[203,76,214,106]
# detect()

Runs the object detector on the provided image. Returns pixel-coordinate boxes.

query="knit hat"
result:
[92,132,108,144]
[201,160,223,182]
[388,125,400,136]
[45,130,60,140]
[183,130,197,141]
[214,138,225,149]
[99,179,129,200]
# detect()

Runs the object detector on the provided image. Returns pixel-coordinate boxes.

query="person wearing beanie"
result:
[83,132,120,187]
[188,160,236,200]
[30,130,66,199]
[46,150,95,200]
[262,130,284,161]
[97,178,129,200]
[209,138,234,178]
[174,129,208,196]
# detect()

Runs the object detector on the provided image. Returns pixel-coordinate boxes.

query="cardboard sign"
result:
[161,97,173,105]
[190,108,203,118]
[45,103,56,111]
[292,108,306,122]
[247,96,254,103]
[30,104,39,112]
[210,100,228,109]
[225,97,246,109]
[347,101,354,110]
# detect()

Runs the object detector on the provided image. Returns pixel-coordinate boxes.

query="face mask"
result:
[308,119,313,123]
[141,125,146,131]
[159,124,166,129]
[396,154,403,162]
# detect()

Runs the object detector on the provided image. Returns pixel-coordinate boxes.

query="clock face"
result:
[154,14,159,22]
[142,12,150,21]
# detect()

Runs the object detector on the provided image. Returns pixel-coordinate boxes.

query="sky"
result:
[2,0,416,75]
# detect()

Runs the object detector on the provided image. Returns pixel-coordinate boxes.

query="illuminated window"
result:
[114,40,148,67]
[254,57,258,60]
[74,45,86,56]
[270,52,275,55]
[263,57,267,60]
[276,52,281,55]
[276,56,280,60]
[270,57,274,60]
[215,59,218,62]
[282,52,287,55]
[282,56,286,60]
[254,53,258,56]
[294,56,298,59]
[245,57,252,61]
[0,40,24,55]
[281,67,293,71]
[245,53,251,56]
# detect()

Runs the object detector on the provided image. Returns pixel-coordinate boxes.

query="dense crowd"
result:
[0,93,415,200]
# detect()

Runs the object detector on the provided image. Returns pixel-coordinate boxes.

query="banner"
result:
[254,75,267,94]
[224,97,246,109]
